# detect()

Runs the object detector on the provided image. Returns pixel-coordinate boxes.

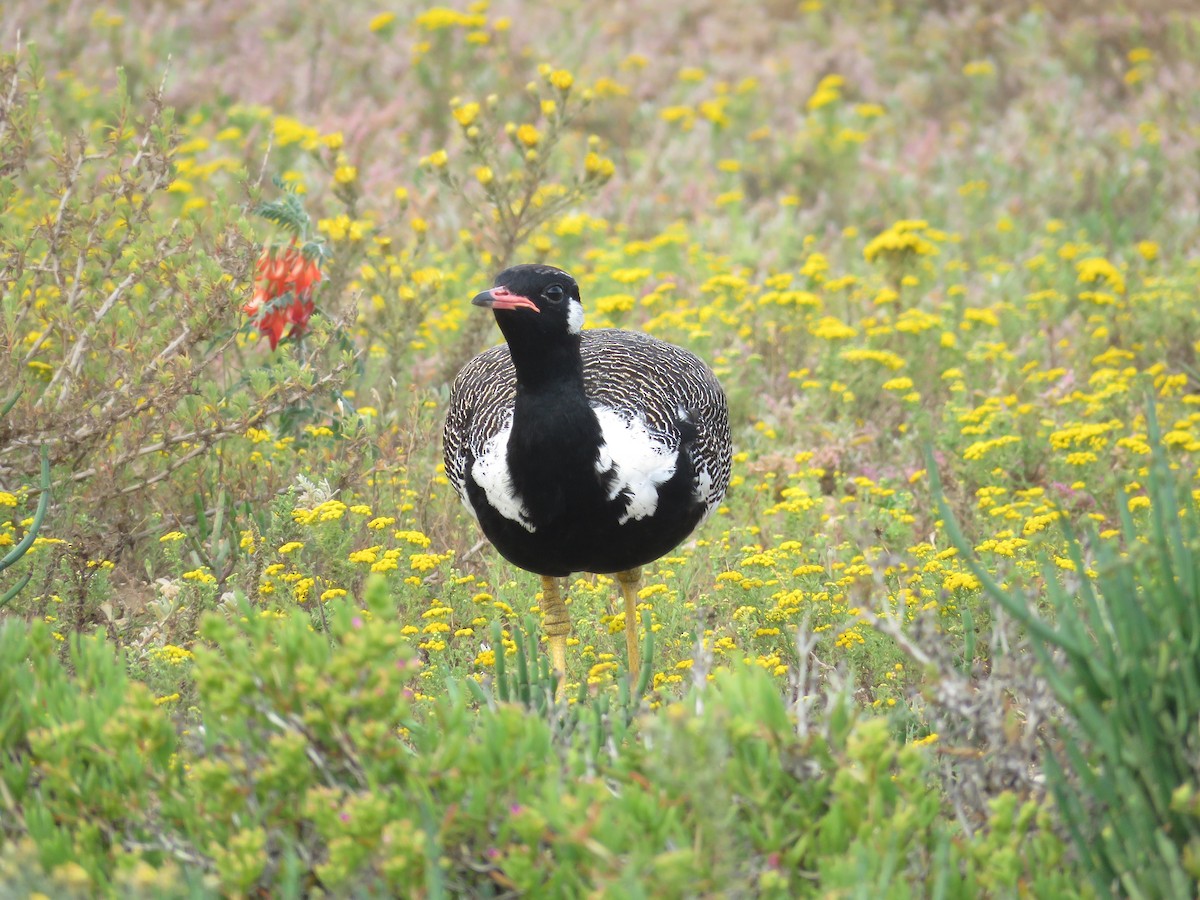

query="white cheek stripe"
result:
[593,408,678,525]
[471,415,536,532]
[566,298,585,335]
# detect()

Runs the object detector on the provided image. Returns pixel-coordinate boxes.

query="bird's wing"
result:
[443,344,517,501]
[581,329,731,515]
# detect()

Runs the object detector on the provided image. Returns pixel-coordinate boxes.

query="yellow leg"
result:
[617,567,642,684]
[540,576,571,693]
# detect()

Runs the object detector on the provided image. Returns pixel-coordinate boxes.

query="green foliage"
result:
[256,178,317,240]
[0,619,179,896]
[0,44,356,598]
[0,575,1077,895]
[0,431,49,606]
[934,407,1200,898]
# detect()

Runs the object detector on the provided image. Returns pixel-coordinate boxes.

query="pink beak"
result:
[472,285,541,312]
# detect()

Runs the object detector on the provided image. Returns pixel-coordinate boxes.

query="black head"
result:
[471,264,584,339]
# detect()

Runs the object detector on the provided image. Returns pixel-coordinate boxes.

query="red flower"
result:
[243,240,323,350]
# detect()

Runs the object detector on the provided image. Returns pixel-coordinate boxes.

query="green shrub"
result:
[935,406,1200,898]
[0,46,355,605]
[0,618,179,896]
[1,576,1078,895]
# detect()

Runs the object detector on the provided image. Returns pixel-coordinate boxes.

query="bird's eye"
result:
[544,284,565,303]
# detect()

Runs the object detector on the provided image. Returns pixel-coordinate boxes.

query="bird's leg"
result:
[616,567,642,684]
[540,575,571,690]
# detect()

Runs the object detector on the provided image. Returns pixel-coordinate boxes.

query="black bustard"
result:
[443,264,732,686]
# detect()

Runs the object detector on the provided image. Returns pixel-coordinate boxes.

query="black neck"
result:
[499,320,602,516]
[496,316,584,392]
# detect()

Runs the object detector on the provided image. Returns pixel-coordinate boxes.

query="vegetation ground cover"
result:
[2,1,1199,895]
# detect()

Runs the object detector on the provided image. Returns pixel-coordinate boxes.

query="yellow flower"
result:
[410,553,443,572]
[516,124,541,147]
[334,165,357,184]
[864,220,939,263]
[806,74,843,111]
[421,149,449,168]
[395,529,432,547]
[582,151,614,183]
[962,59,996,77]
[1023,512,1061,535]
[969,435,1022,461]
[660,106,695,129]
[809,316,857,341]
[318,214,371,242]
[369,11,396,32]
[182,568,216,585]
[414,7,487,30]
[474,648,496,667]
[807,86,840,111]
[698,98,729,127]
[592,77,628,98]
[594,293,635,315]
[943,571,981,592]
[475,165,494,186]
[273,115,319,148]
[453,102,480,127]
[1076,257,1125,294]
[153,645,194,665]
[840,348,902,369]
[159,531,186,543]
[548,69,573,91]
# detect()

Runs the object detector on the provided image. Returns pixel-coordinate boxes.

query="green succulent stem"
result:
[0,444,51,607]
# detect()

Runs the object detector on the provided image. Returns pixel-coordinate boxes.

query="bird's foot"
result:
[540,576,571,699]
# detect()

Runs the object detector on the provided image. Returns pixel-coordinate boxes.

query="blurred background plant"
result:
[1,0,1199,894]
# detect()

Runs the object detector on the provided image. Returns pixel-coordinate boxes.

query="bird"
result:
[443,264,732,688]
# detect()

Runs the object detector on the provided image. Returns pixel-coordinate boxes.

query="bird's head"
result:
[472,264,584,341]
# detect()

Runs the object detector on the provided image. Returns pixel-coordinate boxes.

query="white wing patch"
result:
[470,413,536,532]
[593,407,679,525]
